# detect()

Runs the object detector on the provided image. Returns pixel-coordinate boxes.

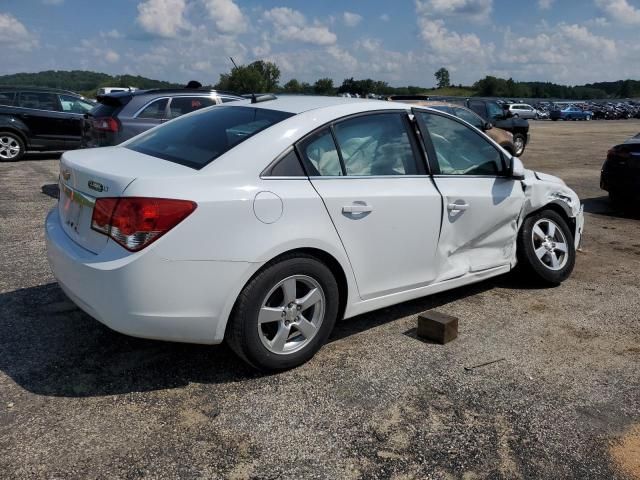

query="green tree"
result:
[314,77,335,95]
[434,67,450,88]
[214,60,280,94]
[283,78,303,93]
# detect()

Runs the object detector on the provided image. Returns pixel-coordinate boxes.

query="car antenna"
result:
[229,56,249,97]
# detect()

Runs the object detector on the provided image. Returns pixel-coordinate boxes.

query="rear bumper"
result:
[45,208,256,344]
[600,168,640,195]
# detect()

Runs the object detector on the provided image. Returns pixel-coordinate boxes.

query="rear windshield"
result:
[126,106,294,169]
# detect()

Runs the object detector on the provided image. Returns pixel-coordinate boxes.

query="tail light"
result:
[92,117,120,132]
[91,197,197,251]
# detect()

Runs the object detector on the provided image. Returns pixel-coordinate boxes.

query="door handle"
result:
[342,204,373,214]
[447,202,469,212]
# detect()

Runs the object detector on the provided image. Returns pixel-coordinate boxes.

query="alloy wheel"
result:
[0,136,21,160]
[531,218,569,271]
[257,275,326,355]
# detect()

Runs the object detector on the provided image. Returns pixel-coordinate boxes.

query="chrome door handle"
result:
[342,204,372,214]
[447,202,469,212]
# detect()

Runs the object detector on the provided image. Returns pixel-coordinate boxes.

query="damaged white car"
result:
[46,96,584,371]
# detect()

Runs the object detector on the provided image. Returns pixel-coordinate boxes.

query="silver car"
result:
[506,103,539,120]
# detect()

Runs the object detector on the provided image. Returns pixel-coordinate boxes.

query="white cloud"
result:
[538,0,554,9]
[416,0,493,22]
[264,7,337,46]
[100,29,124,39]
[202,0,248,34]
[104,50,120,63]
[380,13,390,22]
[343,12,362,27]
[136,0,189,38]
[0,13,38,51]
[417,16,491,60]
[595,0,640,25]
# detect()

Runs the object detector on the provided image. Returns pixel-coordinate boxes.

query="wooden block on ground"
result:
[417,310,458,344]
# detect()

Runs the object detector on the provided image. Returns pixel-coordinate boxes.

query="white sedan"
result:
[46,96,584,370]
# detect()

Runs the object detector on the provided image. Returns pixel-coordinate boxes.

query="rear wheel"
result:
[226,254,340,371]
[586,115,592,121]
[517,209,575,285]
[0,132,25,161]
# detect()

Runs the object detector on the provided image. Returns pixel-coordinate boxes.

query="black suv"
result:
[434,97,531,156]
[0,87,94,161]
[82,88,243,148]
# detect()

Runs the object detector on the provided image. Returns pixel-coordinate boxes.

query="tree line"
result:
[1,64,639,99]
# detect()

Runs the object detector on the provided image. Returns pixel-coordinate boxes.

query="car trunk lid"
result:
[57,146,194,254]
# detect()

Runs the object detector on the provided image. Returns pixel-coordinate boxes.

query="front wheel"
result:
[513,133,526,156]
[517,210,576,285]
[586,115,592,121]
[226,254,340,371]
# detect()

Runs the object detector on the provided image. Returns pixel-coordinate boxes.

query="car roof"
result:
[105,88,242,99]
[231,95,399,114]
[0,85,81,96]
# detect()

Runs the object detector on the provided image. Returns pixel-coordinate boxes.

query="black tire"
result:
[226,254,340,371]
[0,131,26,161]
[513,133,526,156]
[517,209,576,285]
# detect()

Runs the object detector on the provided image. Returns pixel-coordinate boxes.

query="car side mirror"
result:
[509,156,525,180]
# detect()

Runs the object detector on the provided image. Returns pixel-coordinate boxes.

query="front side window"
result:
[137,98,168,119]
[18,92,60,111]
[333,113,418,176]
[298,128,342,176]
[486,102,504,120]
[126,106,293,169]
[168,96,216,119]
[417,112,505,176]
[59,94,94,114]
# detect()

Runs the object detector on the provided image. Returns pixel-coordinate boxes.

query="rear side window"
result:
[298,129,342,176]
[19,92,60,111]
[126,106,294,169]
[0,91,16,106]
[168,96,216,119]
[137,98,168,119]
[333,113,418,176]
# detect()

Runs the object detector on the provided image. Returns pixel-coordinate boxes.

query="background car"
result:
[601,133,640,208]
[446,98,530,156]
[46,96,583,371]
[82,88,243,148]
[551,106,593,121]
[388,98,519,156]
[506,103,539,119]
[0,86,94,161]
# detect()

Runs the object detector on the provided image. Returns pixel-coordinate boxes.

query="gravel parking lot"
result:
[1,120,639,480]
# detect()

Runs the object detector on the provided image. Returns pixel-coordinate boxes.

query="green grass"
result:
[418,87,477,97]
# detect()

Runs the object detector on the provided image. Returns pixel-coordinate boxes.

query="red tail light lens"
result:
[93,117,119,132]
[91,197,197,251]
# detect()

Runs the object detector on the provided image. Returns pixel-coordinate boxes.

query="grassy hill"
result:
[0,70,182,98]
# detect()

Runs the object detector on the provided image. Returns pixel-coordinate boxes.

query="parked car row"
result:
[532,101,640,121]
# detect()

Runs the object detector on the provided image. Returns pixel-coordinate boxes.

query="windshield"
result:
[126,106,294,169]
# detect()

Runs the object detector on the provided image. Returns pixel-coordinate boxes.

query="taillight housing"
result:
[92,117,120,132]
[91,197,197,252]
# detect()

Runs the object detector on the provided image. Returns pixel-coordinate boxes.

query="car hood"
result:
[521,169,581,218]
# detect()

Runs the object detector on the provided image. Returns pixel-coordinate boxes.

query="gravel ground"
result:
[0,120,639,480]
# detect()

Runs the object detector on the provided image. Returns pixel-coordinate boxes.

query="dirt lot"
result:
[1,120,639,480]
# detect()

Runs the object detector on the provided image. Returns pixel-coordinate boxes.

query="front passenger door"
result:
[414,109,525,280]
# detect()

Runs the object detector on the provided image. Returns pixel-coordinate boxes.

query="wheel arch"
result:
[0,126,29,149]
[524,201,576,240]
[222,246,350,341]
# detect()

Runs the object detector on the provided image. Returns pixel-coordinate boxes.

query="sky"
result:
[2,0,640,87]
